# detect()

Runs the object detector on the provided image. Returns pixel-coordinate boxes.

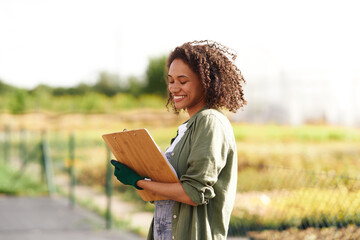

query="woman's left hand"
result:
[110,160,145,190]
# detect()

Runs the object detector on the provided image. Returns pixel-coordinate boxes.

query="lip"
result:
[173,95,186,102]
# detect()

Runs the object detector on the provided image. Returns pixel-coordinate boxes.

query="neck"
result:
[187,104,206,118]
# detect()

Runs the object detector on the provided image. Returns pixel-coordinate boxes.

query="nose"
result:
[168,82,180,93]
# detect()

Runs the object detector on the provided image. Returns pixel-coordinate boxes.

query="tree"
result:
[0,79,17,95]
[30,84,53,95]
[93,72,122,97]
[126,75,143,98]
[9,90,27,114]
[143,55,168,97]
[75,83,92,95]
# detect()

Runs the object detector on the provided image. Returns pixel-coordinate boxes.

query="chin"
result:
[174,103,183,109]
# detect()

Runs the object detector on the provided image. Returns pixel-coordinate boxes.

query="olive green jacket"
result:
[147,108,238,240]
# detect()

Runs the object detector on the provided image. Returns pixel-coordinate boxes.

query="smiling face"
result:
[167,58,206,117]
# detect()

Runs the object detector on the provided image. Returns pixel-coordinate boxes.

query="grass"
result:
[230,187,360,234]
[232,123,360,143]
[230,165,360,235]
[0,162,48,196]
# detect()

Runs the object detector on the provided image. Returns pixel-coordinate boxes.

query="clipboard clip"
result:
[122,128,136,136]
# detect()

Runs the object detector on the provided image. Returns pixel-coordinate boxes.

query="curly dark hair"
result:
[166,40,247,113]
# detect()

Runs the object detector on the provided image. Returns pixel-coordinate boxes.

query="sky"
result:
[0,0,359,89]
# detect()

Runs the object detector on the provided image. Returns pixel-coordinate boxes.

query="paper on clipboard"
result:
[102,128,179,201]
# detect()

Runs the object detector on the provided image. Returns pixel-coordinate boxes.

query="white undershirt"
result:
[154,122,188,239]
[160,122,188,178]
[165,122,188,155]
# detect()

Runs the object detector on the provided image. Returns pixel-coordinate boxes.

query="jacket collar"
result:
[184,106,209,129]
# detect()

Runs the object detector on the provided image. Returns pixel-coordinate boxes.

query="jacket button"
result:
[172,236,175,239]
[173,215,177,219]
[171,152,175,156]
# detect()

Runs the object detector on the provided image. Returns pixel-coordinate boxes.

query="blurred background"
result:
[1,0,360,239]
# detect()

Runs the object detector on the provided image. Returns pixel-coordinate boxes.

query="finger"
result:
[111,161,130,174]
[110,159,120,167]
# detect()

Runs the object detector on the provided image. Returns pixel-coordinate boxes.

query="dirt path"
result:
[0,196,145,240]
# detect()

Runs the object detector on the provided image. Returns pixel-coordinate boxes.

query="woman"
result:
[111,40,246,240]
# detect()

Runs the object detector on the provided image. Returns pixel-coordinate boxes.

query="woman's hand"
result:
[110,160,145,190]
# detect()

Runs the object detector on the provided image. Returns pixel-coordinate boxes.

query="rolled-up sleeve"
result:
[180,114,229,205]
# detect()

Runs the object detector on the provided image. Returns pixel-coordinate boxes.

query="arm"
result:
[137,180,198,206]
[111,160,197,206]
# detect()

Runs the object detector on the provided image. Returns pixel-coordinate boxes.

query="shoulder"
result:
[184,109,236,157]
[197,108,226,119]
[194,109,231,129]
[189,109,234,141]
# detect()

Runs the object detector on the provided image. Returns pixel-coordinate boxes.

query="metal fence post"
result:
[3,125,10,163]
[69,132,76,208]
[19,128,27,165]
[105,146,113,229]
[40,130,55,196]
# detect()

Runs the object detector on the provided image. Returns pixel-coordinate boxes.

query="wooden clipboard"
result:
[102,128,179,201]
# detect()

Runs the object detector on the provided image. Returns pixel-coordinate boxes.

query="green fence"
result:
[229,166,360,239]
[1,126,360,239]
[0,126,114,229]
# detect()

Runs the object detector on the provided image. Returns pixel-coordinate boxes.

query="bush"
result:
[9,90,28,114]
[0,163,48,195]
